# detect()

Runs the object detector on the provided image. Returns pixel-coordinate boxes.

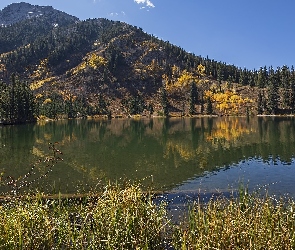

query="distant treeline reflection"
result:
[0,117,295,193]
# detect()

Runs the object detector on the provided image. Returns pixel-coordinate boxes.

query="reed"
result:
[0,182,170,249]
[171,189,295,249]
[2,184,295,249]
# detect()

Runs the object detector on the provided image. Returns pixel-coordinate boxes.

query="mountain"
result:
[0,2,79,55]
[0,2,294,120]
[0,2,79,26]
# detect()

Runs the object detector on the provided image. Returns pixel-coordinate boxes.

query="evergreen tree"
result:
[256,67,267,88]
[0,74,35,124]
[257,90,264,115]
[217,66,223,92]
[98,94,108,115]
[189,81,197,115]
[281,65,290,108]
[227,75,234,90]
[65,97,75,118]
[290,66,295,113]
[206,96,213,115]
[160,82,169,117]
[129,93,145,115]
[267,66,279,114]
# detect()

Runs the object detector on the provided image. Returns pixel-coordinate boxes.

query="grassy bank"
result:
[173,189,295,249]
[1,184,295,249]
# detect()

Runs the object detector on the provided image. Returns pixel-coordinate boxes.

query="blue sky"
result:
[1,0,295,70]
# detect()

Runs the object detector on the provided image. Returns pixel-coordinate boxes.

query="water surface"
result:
[1,117,295,197]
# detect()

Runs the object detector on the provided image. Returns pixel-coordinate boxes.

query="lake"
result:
[1,116,295,200]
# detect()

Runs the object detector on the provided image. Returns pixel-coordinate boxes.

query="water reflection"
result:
[1,117,295,195]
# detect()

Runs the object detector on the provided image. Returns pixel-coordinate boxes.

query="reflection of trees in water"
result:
[256,117,295,163]
[205,117,253,147]
[2,117,295,193]
[0,124,36,174]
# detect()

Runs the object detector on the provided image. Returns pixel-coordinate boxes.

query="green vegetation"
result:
[0,74,36,124]
[0,183,169,249]
[1,184,295,249]
[173,189,295,249]
[2,4,295,119]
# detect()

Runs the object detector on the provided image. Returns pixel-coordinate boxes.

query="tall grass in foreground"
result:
[0,183,170,249]
[1,185,295,249]
[173,189,295,249]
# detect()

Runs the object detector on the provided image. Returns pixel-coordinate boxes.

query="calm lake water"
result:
[1,116,295,199]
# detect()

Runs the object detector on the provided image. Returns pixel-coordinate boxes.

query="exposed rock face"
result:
[0,2,79,26]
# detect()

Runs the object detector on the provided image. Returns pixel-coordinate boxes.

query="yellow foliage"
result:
[142,40,158,50]
[148,42,158,51]
[43,98,52,104]
[32,146,45,158]
[31,59,50,79]
[205,90,253,114]
[197,64,206,76]
[206,119,252,144]
[162,74,169,83]
[166,70,199,91]
[171,65,180,77]
[178,70,194,84]
[71,53,107,75]
[30,77,55,90]
[0,63,6,72]
[164,141,195,161]
[60,90,77,101]
[147,59,161,72]
[88,53,107,69]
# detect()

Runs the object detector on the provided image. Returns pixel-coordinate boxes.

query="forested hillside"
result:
[0,2,295,124]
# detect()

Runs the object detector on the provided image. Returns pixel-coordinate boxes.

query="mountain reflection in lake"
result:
[1,116,295,197]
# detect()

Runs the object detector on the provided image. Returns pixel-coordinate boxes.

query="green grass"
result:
[1,184,295,249]
[0,182,170,249]
[172,189,295,249]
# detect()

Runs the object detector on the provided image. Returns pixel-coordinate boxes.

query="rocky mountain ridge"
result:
[0,2,79,26]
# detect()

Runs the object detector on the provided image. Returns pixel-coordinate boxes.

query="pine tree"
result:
[206,96,213,115]
[267,66,279,114]
[66,97,75,118]
[281,65,290,109]
[160,82,169,117]
[256,67,267,88]
[0,74,35,124]
[127,93,145,115]
[98,94,108,115]
[189,81,197,115]
[257,90,264,115]
[290,66,295,113]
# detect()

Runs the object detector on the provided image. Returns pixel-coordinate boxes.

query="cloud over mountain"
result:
[134,0,155,8]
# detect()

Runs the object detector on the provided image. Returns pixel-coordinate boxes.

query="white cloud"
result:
[146,0,155,8]
[134,0,145,3]
[134,0,155,8]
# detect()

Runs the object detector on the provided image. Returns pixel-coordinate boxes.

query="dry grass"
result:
[172,189,295,249]
[2,185,295,249]
[0,182,170,249]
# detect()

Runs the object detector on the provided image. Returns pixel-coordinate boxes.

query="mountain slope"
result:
[0,2,79,54]
[1,2,294,118]
[0,2,78,26]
